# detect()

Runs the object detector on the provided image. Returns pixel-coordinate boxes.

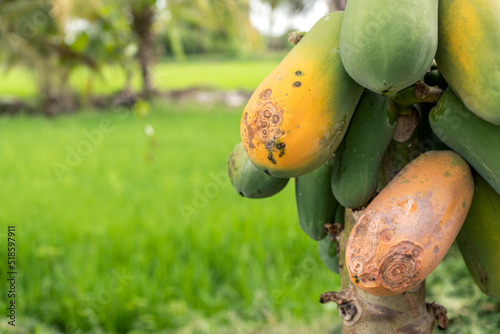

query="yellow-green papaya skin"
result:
[228,142,289,198]
[340,0,438,95]
[435,0,500,125]
[456,173,500,300]
[429,87,500,195]
[240,12,364,178]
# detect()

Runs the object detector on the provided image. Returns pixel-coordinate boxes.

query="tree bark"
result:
[131,4,155,98]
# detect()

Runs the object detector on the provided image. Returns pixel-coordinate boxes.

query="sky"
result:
[249,0,330,37]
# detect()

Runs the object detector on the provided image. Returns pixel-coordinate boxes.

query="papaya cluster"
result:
[228,1,500,299]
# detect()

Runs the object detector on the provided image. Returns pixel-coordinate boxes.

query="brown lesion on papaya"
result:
[378,241,424,292]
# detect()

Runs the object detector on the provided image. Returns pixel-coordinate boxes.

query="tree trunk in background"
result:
[327,0,346,12]
[131,4,155,98]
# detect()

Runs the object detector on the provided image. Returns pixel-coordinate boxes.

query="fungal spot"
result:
[295,70,303,76]
[243,112,248,123]
[276,143,286,150]
[263,110,272,118]
[462,201,466,208]
[272,114,280,125]
[432,245,439,255]
[293,81,302,87]
[261,121,268,127]
[260,89,272,100]
[380,229,393,242]
[268,152,276,164]
[262,129,268,135]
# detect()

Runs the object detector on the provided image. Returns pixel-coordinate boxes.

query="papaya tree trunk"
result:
[321,209,446,333]
[321,109,449,333]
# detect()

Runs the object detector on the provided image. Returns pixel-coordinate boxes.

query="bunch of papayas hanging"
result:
[228,0,500,299]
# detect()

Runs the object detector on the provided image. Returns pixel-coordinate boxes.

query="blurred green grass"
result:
[0,56,286,98]
[0,101,342,333]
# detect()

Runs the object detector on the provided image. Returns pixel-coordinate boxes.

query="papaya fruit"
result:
[295,158,338,241]
[228,142,288,198]
[429,87,500,195]
[456,172,500,301]
[435,0,500,125]
[345,151,474,296]
[340,0,438,95]
[318,204,345,274]
[331,90,398,209]
[240,11,364,178]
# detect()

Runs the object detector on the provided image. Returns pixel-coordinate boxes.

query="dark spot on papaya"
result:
[263,170,271,176]
[261,120,268,127]
[444,171,451,177]
[295,70,303,76]
[243,112,248,123]
[262,129,268,135]
[380,228,393,242]
[260,89,272,100]
[271,114,280,125]
[239,191,244,197]
[382,89,389,94]
[293,81,302,87]
[263,110,272,118]
[276,143,286,150]
[462,201,466,208]
[268,152,276,164]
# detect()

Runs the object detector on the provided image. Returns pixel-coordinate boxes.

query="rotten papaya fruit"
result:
[228,142,288,198]
[345,151,474,296]
[435,0,500,125]
[295,158,338,241]
[340,0,438,95]
[456,172,500,301]
[240,11,364,178]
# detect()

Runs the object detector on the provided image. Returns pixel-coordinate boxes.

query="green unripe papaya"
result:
[429,87,500,195]
[331,91,398,209]
[340,0,438,95]
[295,158,338,241]
[317,204,344,274]
[228,142,288,198]
[456,173,500,300]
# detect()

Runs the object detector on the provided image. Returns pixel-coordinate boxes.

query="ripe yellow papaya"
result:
[435,0,500,125]
[456,173,500,300]
[340,0,438,95]
[345,151,474,296]
[240,11,364,178]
